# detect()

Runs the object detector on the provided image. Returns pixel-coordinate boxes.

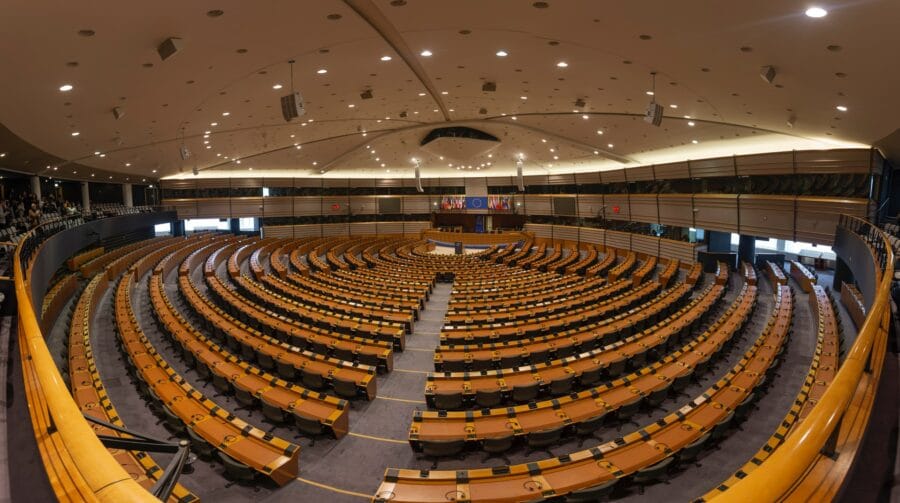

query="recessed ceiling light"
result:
[520,96,528,100]
[582,114,589,119]
[607,143,614,148]
[71,131,80,136]
[596,130,604,135]
[418,92,426,96]
[316,68,327,74]
[441,91,448,95]
[203,140,209,144]
[0,153,5,157]
[59,84,73,92]
[646,91,654,96]
[205,145,211,149]
[805,6,828,18]
[312,161,317,165]
[836,105,848,112]
[553,156,559,160]
[125,162,130,167]
[541,139,547,143]
[670,104,678,109]
[683,115,692,119]
[348,104,355,108]
[420,50,432,57]
[204,130,211,134]
[556,61,568,68]
[210,122,218,126]
[692,140,699,144]
[511,116,517,120]
[94,151,101,155]
[386,169,391,172]
[550,148,555,153]
[222,112,230,116]
[380,55,392,61]
[152,169,157,173]
[99,154,106,158]
[496,50,508,57]
[381,163,386,167]
[593,150,599,155]
[272,84,283,90]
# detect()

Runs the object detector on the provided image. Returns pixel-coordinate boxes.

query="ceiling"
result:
[0,0,893,182]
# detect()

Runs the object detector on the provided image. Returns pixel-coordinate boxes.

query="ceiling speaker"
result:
[112,106,125,120]
[644,102,663,127]
[574,98,586,108]
[360,89,373,100]
[482,82,496,92]
[157,37,183,61]
[280,92,306,122]
[760,66,776,84]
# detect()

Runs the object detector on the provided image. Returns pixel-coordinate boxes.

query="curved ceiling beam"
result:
[343,0,451,122]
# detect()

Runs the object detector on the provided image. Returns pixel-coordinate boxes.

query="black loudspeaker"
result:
[482,82,496,92]
[280,92,306,122]
[415,165,424,193]
[644,102,663,126]
[360,89,373,100]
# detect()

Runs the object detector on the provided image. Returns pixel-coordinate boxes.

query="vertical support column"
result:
[122,183,133,207]
[30,176,41,202]
[707,231,732,252]
[738,235,756,265]
[81,181,90,213]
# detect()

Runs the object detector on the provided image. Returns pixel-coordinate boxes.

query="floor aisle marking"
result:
[393,368,429,374]
[376,395,427,404]
[295,476,371,499]
[403,347,434,352]
[348,431,410,444]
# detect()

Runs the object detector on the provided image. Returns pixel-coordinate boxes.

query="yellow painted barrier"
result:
[719,216,894,502]
[14,228,159,502]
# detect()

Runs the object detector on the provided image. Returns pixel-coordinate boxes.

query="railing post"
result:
[820,415,843,459]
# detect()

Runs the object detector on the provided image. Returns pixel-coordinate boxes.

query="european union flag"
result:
[465,197,488,210]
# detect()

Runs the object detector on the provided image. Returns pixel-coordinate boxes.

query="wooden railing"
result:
[719,215,894,501]
[14,223,159,501]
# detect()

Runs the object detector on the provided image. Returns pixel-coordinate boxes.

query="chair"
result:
[239,342,256,363]
[481,434,515,464]
[475,388,503,409]
[433,391,464,410]
[734,393,756,422]
[575,413,607,446]
[260,396,287,423]
[469,359,494,372]
[301,368,326,390]
[162,407,185,435]
[632,456,675,494]
[526,425,565,456]
[628,348,649,370]
[234,386,257,409]
[332,377,359,400]
[211,371,232,395]
[671,369,693,397]
[549,374,575,396]
[677,432,710,468]
[218,452,256,487]
[616,397,642,430]
[578,367,603,387]
[358,353,381,368]
[710,410,735,441]
[565,479,618,502]
[511,382,541,403]
[529,348,552,364]
[181,347,196,368]
[420,439,466,469]
[645,382,672,408]
[256,351,275,370]
[186,427,216,459]
[555,344,577,359]
[499,354,524,369]
[194,362,212,380]
[276,360,297,380]
[293,410,325,438]
[440,359,468,372]
[332,347,356,363]
[605,358,627,378]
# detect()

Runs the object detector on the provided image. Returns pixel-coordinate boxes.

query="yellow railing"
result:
[720,216,895,501]
[14,227,159,502]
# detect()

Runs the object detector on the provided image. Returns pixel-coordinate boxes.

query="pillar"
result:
[707,231,732,253]
[738,235,756,265]
[30,176,41,202]
[122,183,133,207]
[81,181,90,213]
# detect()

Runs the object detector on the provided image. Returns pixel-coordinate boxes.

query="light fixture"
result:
[687,121,696,127]
[441,91,448,95]
[607,143,614,148]
[125,162,131,167]
[646,91,654,96]
[381,163,386,167]
[670,104,678,109]
[312,161,317,165]
[496,50,508,57]
[386,169,391,173]
[520,96,528,100]
[222,111,230,116]
[541,138,547,143]
[59,84,74,92]
[582,114,589,120]
[805,6,828,18]
[380,55,392,61]
[836,105,848,112]
[418,92,426,96]
[204,130,211,134]
[692,140,699,144]
[152,169,157,173]
[94,151,101,155]
[420,50,432,57]
[71,131,80,136]
[511,116,517,120]
[596,130,604,135]
[272,84,283,90]
[556,61,568,68]
[316,68,327,74]
[550,148,555,153]
[0,153,5,157]
[593,150,599,155]
[210,122,218,126]
[99,154,106,158]
[348,104,355,108]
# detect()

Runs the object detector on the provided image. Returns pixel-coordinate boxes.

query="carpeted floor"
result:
[76,258,862,502]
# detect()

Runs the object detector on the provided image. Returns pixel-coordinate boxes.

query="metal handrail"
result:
[720,215,895,501]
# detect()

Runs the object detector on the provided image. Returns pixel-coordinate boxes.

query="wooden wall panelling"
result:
[402,195,431,214]
[625,165,655,181]
[653,161,690,180]
[293,196,322,216]
[349,222,378,236]
[167,199,198,219]
[322,223,349,236]
[736,152,794,176]
[693,194,738,232]
[629,194,659,223]
[195,197,231,218]
[689,156,736,178]
[577,194,604,218]
[578,227,605,246]
[524,195,552,215]
[600,169,627,183]
[739,195,795,240]
[659,240,697,263]
[795,197,868,245]
[606,230,631,251]
[262,196,293,217]
[657,194,694,228]
[631,234,660,258]
[794,148,871,174]
[604,194,630,221]
[228,197,263,217]
[524,223,553,239]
